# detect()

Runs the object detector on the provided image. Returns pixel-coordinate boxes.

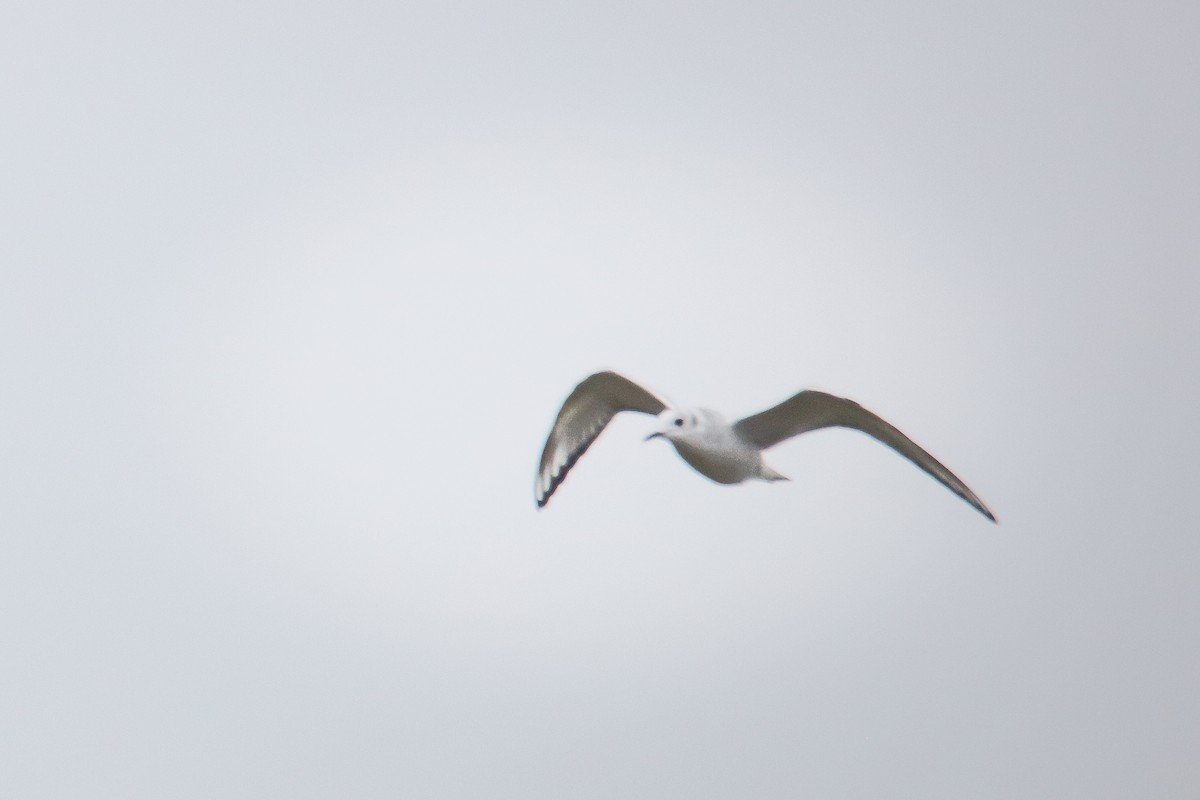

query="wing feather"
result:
[535,371,668,508]
[733,390,996,522]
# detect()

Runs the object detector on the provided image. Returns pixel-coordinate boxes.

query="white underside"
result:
[669,435,785,484]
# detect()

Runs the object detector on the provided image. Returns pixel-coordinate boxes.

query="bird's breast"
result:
[670,438,758,484]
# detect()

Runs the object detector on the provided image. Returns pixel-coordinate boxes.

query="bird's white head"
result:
[644,408,703,443]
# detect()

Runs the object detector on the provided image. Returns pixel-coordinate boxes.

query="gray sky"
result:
[2,1,1198,798]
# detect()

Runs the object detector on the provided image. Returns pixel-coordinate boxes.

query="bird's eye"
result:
[674,417,684,427]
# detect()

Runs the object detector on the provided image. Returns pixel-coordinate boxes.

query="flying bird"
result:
[534,370,996,521]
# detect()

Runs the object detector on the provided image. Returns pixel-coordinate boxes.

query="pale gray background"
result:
[2,1,1197,798]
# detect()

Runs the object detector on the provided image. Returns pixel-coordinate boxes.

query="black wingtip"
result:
[975,502,998,524]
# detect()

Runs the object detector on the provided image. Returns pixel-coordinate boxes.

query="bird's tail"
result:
[758,462,790,482]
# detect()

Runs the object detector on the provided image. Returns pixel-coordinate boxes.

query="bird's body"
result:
[534,370,996,522]
[648,408,786,485]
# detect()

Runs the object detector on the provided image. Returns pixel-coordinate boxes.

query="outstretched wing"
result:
[733,390,996,522]
[535,371,669,508]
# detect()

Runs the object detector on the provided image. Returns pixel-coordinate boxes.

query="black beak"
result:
[644,431,664,442]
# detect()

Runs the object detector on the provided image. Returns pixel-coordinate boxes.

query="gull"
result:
[534,370,996,522]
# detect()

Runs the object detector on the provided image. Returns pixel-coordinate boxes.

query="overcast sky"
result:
[2,1,1198,798]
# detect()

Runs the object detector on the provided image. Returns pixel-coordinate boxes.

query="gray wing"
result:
[733,390,996,522]
[535,371,669,508]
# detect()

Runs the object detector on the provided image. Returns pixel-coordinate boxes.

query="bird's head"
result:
[645,408,701,442]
